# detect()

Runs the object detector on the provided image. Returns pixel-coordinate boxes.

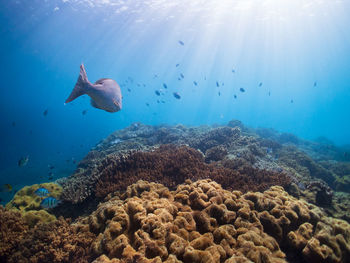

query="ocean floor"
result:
[1,120,350,263]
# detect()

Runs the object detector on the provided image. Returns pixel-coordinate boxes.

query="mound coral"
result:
[81,179,350,263]
[95,144,291,199]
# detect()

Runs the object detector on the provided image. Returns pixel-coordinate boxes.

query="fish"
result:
[82,110,87,115]
[234,95,237,99]
[0,198,2,202]
[180,73,184,79]
[155,90,161,96]
[173,92,181,99]
[12,121,16,127]
[43,109,48,116]
[218,91,221,96]
[291,99,294,103]
[157,100,160,103]
[216,81,219,87]
[176,64,180,67]
[268,91,271,96]
[40,197,60,209]
[18,156,29,167]
[240,88,245,92]
[35,187,49,197]
[2,184,13,192]
[127,88,131,92]
[314,81,317,87]
[178,78,181,81]
[48,164,55,170]
[146,103,150,107]
[163,83,168,89]
[232,69,235,73]
[193,81,198,86]
[65,64,122,113]
[259,82,263,87]
[178,40,184,45]
[161,100,165,103]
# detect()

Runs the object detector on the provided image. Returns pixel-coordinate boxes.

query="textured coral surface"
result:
[87,180,350,263]
[95,144,291,199]
[2,179,350,263]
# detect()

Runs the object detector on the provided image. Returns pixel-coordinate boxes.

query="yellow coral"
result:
[5,182,62,226]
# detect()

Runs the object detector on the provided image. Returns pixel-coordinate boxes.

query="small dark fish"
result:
[218,91,221,96]
[222,82,224,86]
[35,187,49,197]
[48,164,54,170]
[66,159,70,163]
[137,83,141,87]
[266,147,273,154]
[153,74,158,78]
[193,81,198,86]
[127,88,131,92]
[314,81,317,87]
[72,158,76,164]
[155,90,161,96]
[12,121,16,127]
[268,91,271,96]
[0,198,2,202]
[180,73,184,79]
[157,100,160,103]
[232,69,235,73]
[178,78,181,81]
[234,95,237,99]
[259,82,263,87]
[43,109,48,116]
[29,130,33,135]
[40,197,60,209]
[216,81,219,87]
[178,40,184,46]
[291,99,294,103]
[161,100,165,103]
[173,92,181,99]
[2,184,13,192]
[163,83,168,89]
[176,64,180,67]
[146,103,150,107]
[18,156,29,167]
[143,84,146,87]
[240,88,245,92]
[82,109,87,115]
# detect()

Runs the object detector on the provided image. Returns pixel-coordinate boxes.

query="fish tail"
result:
[65,64,90,103]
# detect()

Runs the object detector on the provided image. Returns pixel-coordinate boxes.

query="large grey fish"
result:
[65,64,122,113]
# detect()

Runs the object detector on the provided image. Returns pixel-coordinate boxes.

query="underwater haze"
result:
[1,0,350,200]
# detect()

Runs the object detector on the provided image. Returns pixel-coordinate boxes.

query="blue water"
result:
[1,0,350,201]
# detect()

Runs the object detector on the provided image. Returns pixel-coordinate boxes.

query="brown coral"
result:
[7,217,96,263]
[95,144,291,199]
[0,206,28,262]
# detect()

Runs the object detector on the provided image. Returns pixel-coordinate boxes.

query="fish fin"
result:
[90,99,101,109]
[65,64,89,103]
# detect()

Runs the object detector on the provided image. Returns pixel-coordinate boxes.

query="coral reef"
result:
[0,206,28,262]
[95,144,291,199]
[5,182,62,226]
[3,178,350,263]
[7,217,95,263]
[83,179,350,263]
[6,182,62,212]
